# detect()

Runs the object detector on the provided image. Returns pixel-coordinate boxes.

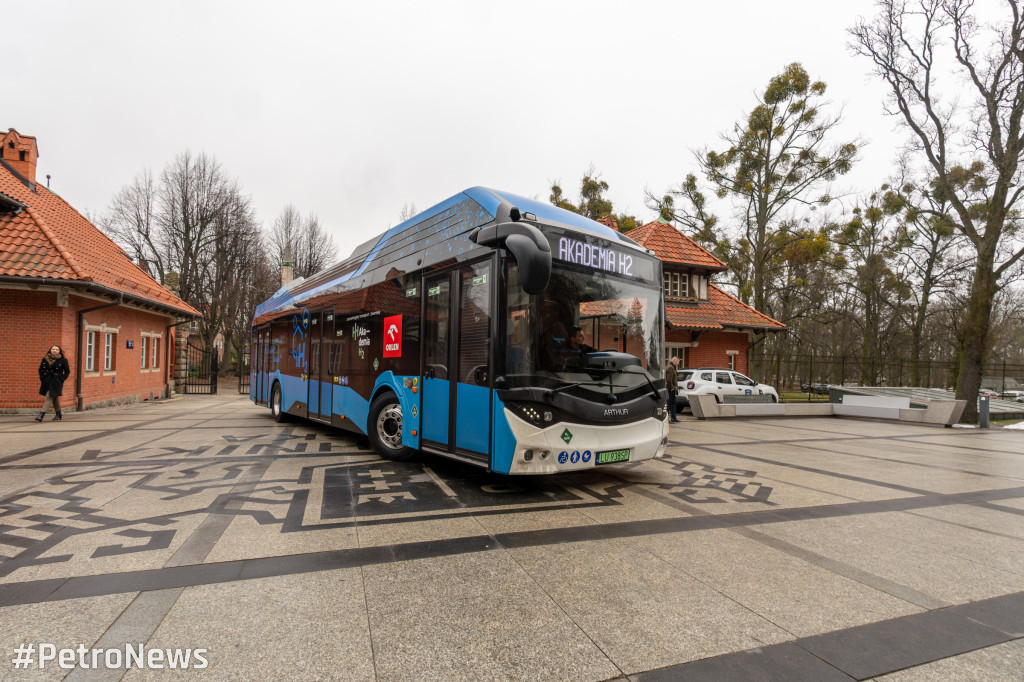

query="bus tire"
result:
[271,383,289,423]
[368,393,415,461]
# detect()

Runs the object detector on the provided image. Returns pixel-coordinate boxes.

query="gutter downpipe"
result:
[76,294,124,412]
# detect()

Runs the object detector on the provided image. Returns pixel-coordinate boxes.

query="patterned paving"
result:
[0,395,1022,680]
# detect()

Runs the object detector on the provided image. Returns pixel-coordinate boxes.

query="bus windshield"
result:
[505,261,662,400]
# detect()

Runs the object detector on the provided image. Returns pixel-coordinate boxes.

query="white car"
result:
[677,368,779,406]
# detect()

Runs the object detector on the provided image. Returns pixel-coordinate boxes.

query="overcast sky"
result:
[9,1,932,262]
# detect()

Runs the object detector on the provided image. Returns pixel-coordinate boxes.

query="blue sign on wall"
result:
[126,340,134,349]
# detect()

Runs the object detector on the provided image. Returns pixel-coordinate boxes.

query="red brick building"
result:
[0,128,198,413]
[603,218,785,373]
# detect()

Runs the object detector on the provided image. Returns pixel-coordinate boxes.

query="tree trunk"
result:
[956,250,997,423]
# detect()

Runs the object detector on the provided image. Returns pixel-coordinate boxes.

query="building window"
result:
[664,272,690,299]
[729,354,735,371]
[663,273,679,298]
[104,332,116,371]
[665,345,687,368]
[141,336,148,369]
[86,331,96,372]
[152,337,159,369]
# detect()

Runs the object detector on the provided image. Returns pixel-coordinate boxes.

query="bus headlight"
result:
[508,402,563,427]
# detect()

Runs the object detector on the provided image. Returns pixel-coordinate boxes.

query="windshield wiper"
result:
[620,366,662,401]
[543,380,607,402]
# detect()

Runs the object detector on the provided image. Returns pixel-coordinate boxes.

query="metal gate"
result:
[238,350,250,394]
[185,340,218,394]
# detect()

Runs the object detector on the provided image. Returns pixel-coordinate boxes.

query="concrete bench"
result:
[690,393,966,426]
[833,395,910,420]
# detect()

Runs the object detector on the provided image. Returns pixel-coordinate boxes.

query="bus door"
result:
[319,311,335,420]
[422,260,493,464]
[307,311,323,420]
[255,328,269,404]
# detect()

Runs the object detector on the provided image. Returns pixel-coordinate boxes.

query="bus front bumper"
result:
[503,410,670,475]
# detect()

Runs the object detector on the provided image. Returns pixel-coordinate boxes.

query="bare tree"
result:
[270,206,337,279]
[158,151,233,310]
[101,151,273,365]
[398,202,418,223]
[100,170,165,283]
[851,0,1024,420]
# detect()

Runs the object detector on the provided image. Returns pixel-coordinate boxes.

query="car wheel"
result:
[271,383,288,423]
[368,393,415,461]
[770,395,778,403]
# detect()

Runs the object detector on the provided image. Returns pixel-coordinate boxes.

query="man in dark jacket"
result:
[37,344,71,422]
[665,356,680,423]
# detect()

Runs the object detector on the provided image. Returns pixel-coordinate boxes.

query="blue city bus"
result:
[250,187,669,474]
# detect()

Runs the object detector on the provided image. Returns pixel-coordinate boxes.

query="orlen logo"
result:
[383,315,402,358]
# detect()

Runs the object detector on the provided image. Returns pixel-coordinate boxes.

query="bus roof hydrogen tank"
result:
[250,187,669,474]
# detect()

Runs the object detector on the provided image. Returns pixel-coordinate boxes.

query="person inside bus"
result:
[559,326,596,371]
[568,326,596,354]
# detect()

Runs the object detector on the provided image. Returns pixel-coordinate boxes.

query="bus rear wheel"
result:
[368,393,415,461]
[271,383,288,423]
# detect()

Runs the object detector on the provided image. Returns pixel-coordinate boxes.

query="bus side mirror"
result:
[504,233,551,295]
[470,221,551,295]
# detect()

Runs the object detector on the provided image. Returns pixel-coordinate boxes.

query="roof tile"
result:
[627,221,727,269]
[0,165,198,315]
[667,284,785,331]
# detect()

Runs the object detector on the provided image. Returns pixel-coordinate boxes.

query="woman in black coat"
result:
[37,344,71,422]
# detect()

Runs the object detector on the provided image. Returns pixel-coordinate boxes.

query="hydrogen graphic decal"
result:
[290,308,309,370]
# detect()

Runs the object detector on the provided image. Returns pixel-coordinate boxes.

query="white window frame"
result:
[86,331,96,372]
[104,332,115,371]
[140,336,148,369]
[664,272,683,298]
[152,337,159,369]
[727,349,739,371]
[680,273,689,297]
[665,345,687,368]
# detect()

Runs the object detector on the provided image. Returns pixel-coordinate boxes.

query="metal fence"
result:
[751,353,1024,395]
[184,340,218,395]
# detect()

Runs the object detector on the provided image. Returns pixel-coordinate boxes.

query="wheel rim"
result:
[376,404,403,450]
[272,387,281,415]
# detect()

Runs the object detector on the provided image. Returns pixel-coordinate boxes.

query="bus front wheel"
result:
[368,393,415,461]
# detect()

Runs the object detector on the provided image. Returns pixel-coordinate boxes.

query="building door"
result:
[421,259,493,463]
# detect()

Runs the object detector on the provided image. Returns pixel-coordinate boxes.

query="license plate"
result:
[596,449,630,464]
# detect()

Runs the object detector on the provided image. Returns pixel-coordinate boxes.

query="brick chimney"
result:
[1,129,39,184]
